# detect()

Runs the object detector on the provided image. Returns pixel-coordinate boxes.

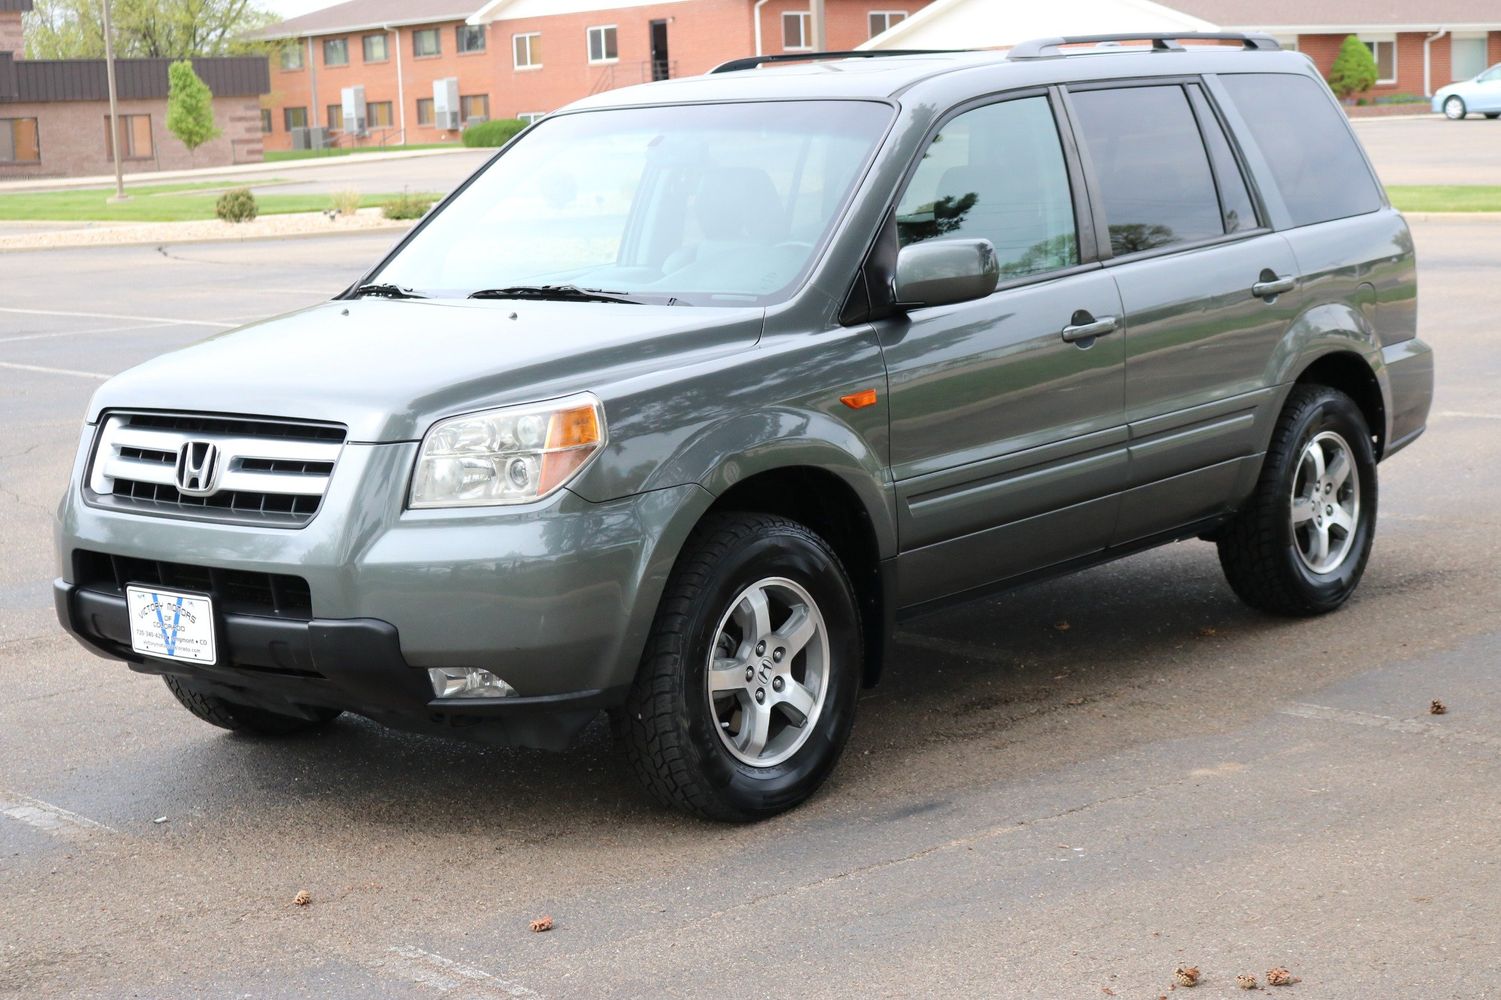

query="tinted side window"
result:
[1070,86,1224,256]
[1187,86,1258,234]
[1218,73,1382,227]
[896,96,1079,279]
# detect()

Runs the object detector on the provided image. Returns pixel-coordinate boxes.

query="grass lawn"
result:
[263,143,461,162]
[0,182,440,222]
[1387,185,1501,212]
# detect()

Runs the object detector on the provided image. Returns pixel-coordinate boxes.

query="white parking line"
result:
[0,306,237,329]
[1436,410,1501,421]
[377,946,540,998]
[0,321,176,344]
[0,361,111,380]
[1279,703,1501,752]
[0,791,117,841]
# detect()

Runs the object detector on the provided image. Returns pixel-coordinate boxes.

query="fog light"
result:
[428,667,518,699]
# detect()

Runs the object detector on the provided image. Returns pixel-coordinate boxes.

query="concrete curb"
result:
[1402,211,1501,221]
[0,216,416,252]
[0,145,480,194]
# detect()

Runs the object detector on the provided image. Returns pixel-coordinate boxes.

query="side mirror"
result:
[894,239,1001,309]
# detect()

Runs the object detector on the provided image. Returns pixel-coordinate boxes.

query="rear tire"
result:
[162,675,341,736]
[1216,385,1378,617]
[622,512,862,822]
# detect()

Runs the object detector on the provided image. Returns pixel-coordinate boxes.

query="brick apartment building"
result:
[0,0,270,179]
[255,0,935,151]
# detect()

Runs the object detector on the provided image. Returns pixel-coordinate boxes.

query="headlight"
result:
[409,393,606,508]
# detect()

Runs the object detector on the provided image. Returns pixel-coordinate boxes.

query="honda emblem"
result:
[175,441,220,496]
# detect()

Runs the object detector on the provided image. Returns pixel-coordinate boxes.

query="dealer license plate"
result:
[125,586,217,665]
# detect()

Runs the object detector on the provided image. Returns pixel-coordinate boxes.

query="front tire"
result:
[622,513,862,821]
[163,675,341,736]
[1216,385,1378,617]
[1445,96,1468,120]
[1486,113,1500,120]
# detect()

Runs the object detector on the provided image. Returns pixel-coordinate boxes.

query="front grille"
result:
[73,549,313,620]
[86,411,346,528]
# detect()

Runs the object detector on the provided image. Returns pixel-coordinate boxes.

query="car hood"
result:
[86,297,765,441]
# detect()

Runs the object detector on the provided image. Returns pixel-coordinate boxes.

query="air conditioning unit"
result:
[341,85,367,136]
[290,126,310,150]
[433,77,460,130]
[308,127,330,150]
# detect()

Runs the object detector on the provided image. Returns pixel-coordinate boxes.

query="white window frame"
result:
[518,112,547,124]
[513,31,541,70]
[868,10,907,39]
[1360,34,1397,85]
[587,24,619,64]
[783,11,811,51]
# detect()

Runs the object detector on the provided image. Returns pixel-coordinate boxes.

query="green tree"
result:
[166,59,220,160]
[24,0,277,59]
[1327,35,1378,100]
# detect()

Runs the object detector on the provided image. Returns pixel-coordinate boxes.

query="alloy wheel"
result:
[1290,430,1361,575]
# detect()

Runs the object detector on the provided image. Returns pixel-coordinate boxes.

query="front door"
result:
[650,20,670,81]
[877,91,1128,608]
[1065,81,1302,545]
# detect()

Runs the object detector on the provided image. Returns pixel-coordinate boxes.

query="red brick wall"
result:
[1296,30,1494,99]
[0,96,262,179]
[0,11,24,54]
[261,0,934,149]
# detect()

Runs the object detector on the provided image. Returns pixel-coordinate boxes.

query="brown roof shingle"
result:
[1172,0,1501,29]
[256,0,484,39]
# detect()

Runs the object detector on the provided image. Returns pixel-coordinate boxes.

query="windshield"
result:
[370,100,892,306]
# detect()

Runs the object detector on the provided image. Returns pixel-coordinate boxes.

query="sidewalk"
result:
[0,206,414,251]
[0,145,475,194]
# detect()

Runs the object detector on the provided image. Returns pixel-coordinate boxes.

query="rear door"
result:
[877,90,1128,608]
[1064,80,1302,546]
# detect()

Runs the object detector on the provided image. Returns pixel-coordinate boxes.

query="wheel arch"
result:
[1292,350,1388,459]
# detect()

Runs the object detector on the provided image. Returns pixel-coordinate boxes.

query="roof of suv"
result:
[569,44,1317,110]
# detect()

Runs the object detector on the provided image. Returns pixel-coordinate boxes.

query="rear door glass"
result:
[1069,85,1224,256]
[1217,73,1382,227]
[1186,85,1258,234]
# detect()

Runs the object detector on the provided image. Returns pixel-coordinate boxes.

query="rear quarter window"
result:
[1217,73,1383,227]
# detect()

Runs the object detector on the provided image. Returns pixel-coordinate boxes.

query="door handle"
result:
[1060,314,1120,344]
[1252,274,1297,299]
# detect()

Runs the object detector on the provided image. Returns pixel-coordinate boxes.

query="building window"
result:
[868,11,906,38]
[460,94,489,121]
[323,37,348,66]
[587,25,618,63]
[0,117,40,163]
[513,32,541,68]
[518,112,546,124]
[413,28,441,57]
[782,11,811,50]
[284,106,308,131]
[279,44,304,71]
[416,97,435,126]
[457,24,486,53]
[1362,38,1397,84]
[259,108,272,133]
[363,33,388,62]
[367,101,394,128]
[326,104,342,130]
[104,114,153,159]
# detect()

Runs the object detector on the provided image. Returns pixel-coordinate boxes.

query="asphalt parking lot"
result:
[3,147,1501,996]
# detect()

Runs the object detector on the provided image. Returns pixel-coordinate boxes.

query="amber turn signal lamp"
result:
[539,404,603,493]
[840,389,879,410]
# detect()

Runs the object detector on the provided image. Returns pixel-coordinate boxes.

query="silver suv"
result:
[55,35,1433,820]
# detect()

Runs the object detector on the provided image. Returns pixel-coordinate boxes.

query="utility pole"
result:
[810,0,826,50]
[101,0,128,201]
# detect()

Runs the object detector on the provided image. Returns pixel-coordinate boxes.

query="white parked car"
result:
[1433,63,1501,119]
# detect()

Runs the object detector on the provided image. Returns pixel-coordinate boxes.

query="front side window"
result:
[868,11,906,38]
[514,32,540,68]
[587,25,618,63]
[413,28,440,57]
[1362,38,1396,83]
[284,106,308,130]
[457,25,486,53]
[1069,85,1226,255]
[105,114,153,159]
[371,100,892,306]
[416,97,435,126]
[323,37,348,66]
[895,95,1078,278]
[367,101,394,128]
[783,11,810,50]
[0,117,40,162]
[363,33,388,62]
[1217,73,1381,227]
[461,94,489,120]
[279,44,304,71]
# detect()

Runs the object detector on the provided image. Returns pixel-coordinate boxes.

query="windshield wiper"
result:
[351,282,426,299]
[468,284,642,305]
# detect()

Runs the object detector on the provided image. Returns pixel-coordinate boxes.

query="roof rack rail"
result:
[709,49,959,74]
[1007,32,1280,60]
